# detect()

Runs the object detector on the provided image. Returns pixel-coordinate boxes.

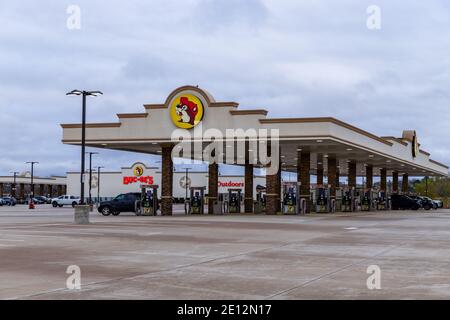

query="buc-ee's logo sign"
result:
[123,165,154,185]
[170,94,204,129]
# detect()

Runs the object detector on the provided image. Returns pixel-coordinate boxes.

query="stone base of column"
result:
[74,205,90,224]
[266,194,279,215]
[161,196,172,216]
[244,197,254,214]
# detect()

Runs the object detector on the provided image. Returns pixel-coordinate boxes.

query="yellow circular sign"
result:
[170,94,204,129]
[133,165,144,177]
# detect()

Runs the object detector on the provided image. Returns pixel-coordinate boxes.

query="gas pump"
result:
[227,189,242,213]
[361,189,372,211]
[377,191,388,210]
[371,190,379,210]
[335,188,343,212]
[341,188,355,212]
[135,184,159,216]
[282,182,301,214]
[315,186,330,213]
[254,185,266,214]
[187,186,205,215]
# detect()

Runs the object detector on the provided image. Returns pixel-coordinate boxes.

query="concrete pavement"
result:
[1,204,450,299]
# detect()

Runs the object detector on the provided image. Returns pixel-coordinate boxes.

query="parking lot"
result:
[1,204,450,299]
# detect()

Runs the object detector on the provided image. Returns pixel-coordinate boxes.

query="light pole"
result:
[185,167,191,200]
[26,161,38,208]
[67,90,103,205]
[425,176,429,196]
[86,151,99,207]
[96,166,104,206]
[10,171,18,198]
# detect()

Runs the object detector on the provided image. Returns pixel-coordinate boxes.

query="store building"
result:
[61,85,448,214]
[66,162,266,201]
[0,172,66,200]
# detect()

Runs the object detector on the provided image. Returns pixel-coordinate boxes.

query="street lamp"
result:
[10,171,19,198]
[96,166,104,207]
[184,167,192,200]
[25,161,38,208]
[67,90,103,205]
[86,151,99,207]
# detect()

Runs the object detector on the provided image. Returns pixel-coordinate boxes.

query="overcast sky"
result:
[1,0,449,177]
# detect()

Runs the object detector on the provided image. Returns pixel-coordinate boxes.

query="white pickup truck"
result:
[51,195,81,208]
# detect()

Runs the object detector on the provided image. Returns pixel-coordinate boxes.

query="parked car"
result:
[25,196,46,205]
[433,199,444,208]
[98,193,141,216]
[34,196,50,204]
[1,197,17,206]
[0,198,4,206]
[391,194,421,210]
[51,195,81,208]
[420,196,438,210]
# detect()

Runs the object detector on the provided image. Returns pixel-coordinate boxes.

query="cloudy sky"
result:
[1,0,449,177]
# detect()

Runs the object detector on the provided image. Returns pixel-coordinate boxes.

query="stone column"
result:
[298,150,311,213]
[244,163,254,213]
[380,168,387,192]
[402,173,409,194]
[161,144,174,216]
[208,163,218,214]
[266,143,280,215]
[57,185,63,196]
[328,157,337,199]
[317,168,324,186]
[392,171,399,193]
[335,168,340,189]
[348,161,356,188]
[365,165,373,189]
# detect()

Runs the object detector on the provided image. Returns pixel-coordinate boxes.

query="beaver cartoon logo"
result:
[133,165,144,177]
[170,94,204,129]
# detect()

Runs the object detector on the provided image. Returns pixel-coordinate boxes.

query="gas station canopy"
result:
[61,85,448,177]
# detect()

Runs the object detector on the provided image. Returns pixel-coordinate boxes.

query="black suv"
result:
[391,194,421,210]
[98,193,141,216]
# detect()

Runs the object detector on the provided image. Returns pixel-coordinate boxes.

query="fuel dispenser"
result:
[226,189,242,214]
[315,186,331,213]
[254,186,266,214]
[341,188,355,212]
[361,189,372,211]
[377,191,388,210]
[282,182,301,214]
[135,184,159,216]
[186,186,205,215]
[335,188,343,212]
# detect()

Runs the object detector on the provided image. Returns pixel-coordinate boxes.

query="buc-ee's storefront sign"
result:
[170,94,204,129]
[123,164,154,185]
[218,181,244,188]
